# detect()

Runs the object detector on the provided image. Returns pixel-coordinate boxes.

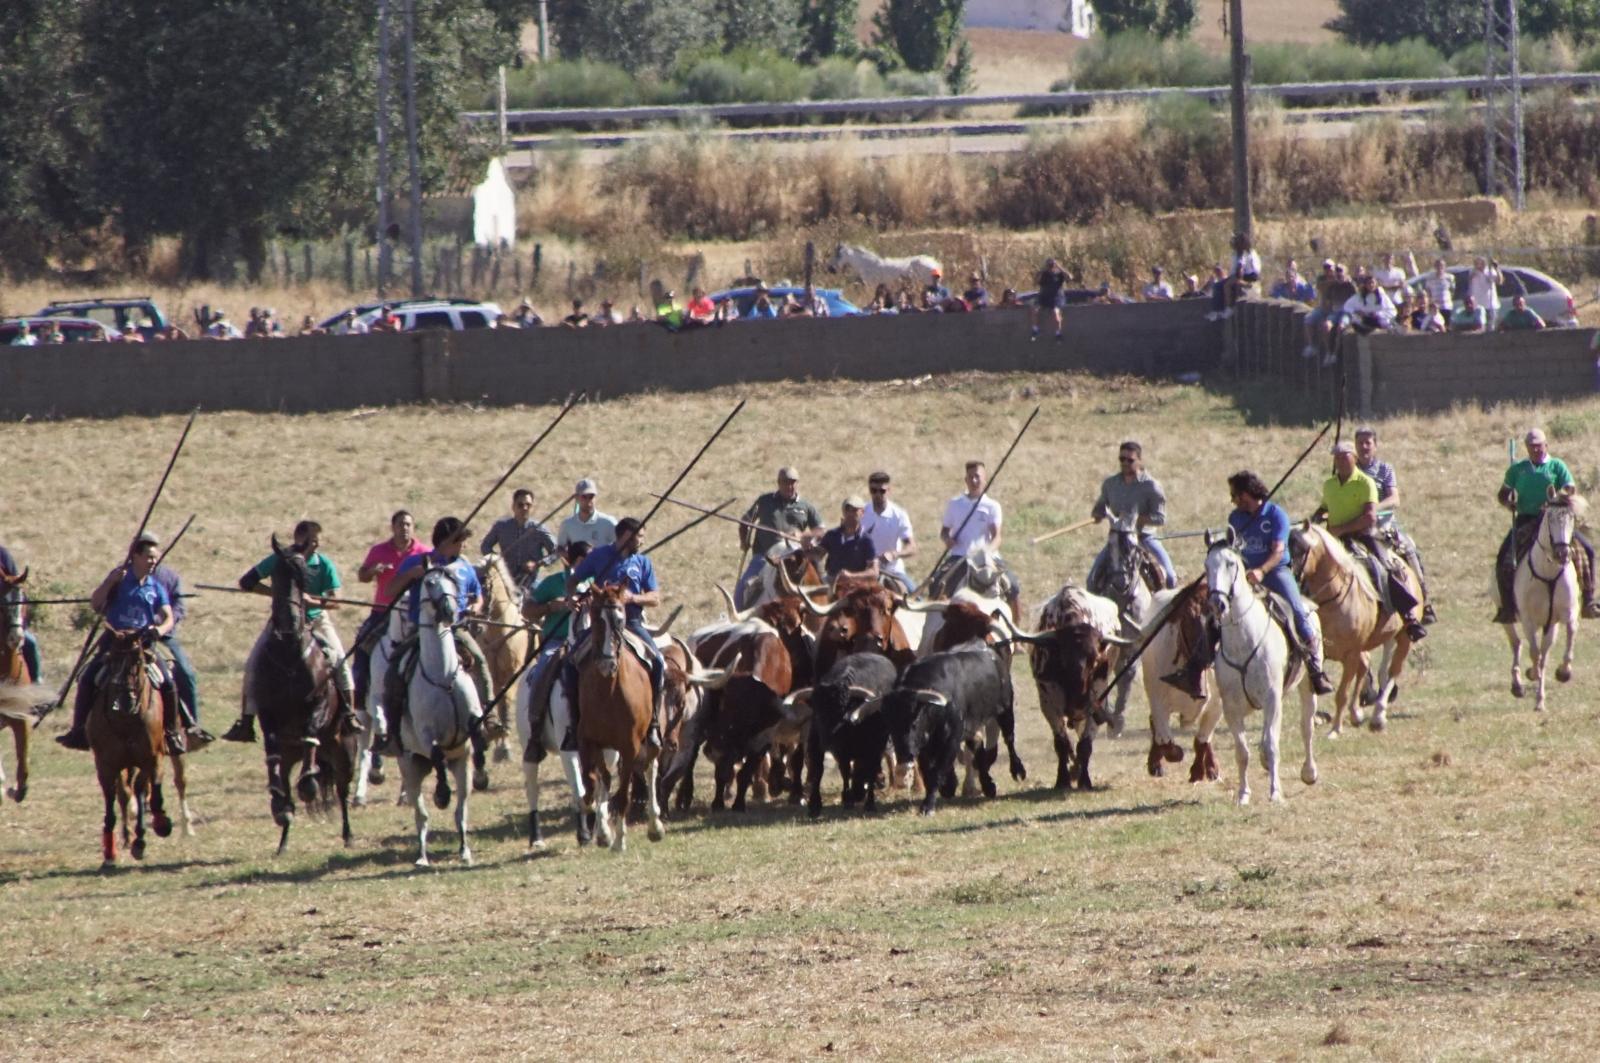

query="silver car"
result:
[1405,264,1580,327]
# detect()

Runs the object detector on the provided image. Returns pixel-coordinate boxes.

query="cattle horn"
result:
[713,583,760,622]
[1103,633,1134,647]
[646,604,683,638]
[687,663,737,690]
[908,688,949,707]
[793,588,842,618]
[996,611,1052,645]
[779,687,814,725]
[892,596,949,614]
[845,695,886,725]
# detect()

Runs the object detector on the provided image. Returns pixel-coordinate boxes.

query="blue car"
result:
[709,286,861,319]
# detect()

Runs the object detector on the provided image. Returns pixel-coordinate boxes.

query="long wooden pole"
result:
[644,498,736,555]
[648,493,799,543]
[920,405,1040,586]
[635,400,745,532]
[460,392,584,531]
[1030,516,1095,545]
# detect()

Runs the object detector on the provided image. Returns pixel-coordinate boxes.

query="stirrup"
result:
[165,731,187,757]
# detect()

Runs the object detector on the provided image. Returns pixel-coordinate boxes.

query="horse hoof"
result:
[1301,765,1319,786]
[1328,728,1341,740]
[272,809,294,829]
[368,766,386,786]
[152,812,173,839]
[460,850,474,867]
[1557,666,1573,683]
[433,780,451,810]
[472,769,490,793]
[297,776,320,804]
[1368,715,1387,733]
[352,794,367,809]
[648,824,664,842]
[530,838,547,852]
[130,838,146,861]
[415,856,430,869]
[1236,794,1251,807]
[5,785,22,803]
[1511,683,1526,699]
[493,744,511,764]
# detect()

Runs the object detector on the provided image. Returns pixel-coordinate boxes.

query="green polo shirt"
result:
[744,491,824,556]
[253,551,341,619]
[1322,469,1379,528]
[531,569,591,642]
[1504,457,1573,517]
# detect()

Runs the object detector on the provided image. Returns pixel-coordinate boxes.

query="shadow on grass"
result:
[0,855,240,887]
[911,795,1192,835]
[1205,374,1337,429]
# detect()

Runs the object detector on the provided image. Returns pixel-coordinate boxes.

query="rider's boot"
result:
[1306,636,1335,696]
[1492,559,1517,624]
[1160,615,1213,701]
[221,713,257,743]
[56,698,91,751]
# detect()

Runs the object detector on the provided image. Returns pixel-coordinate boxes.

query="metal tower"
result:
[1482,0,1526,210]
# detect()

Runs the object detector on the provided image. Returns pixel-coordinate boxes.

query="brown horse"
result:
[576,585,662,851]
[248,536,355,855]
[1,567,35,802]
[475,553,529,765]
[88,632,191,865]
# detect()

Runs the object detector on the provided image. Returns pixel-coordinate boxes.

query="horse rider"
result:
[149,546,212,745]
[1354,426,1436,624]
[816,496,880,584]
[861,471,918,594]
[1316,441,1428,644]
[520,539,592,761]
[480,487,557,594]
[933,460,1023,617]
[351,509,430,712]
[380,516,499,748]
[1087,440,1178,593]
[56,532,210,754]
[734,466,824,609]
[1495,428,1600,622]
[1162,471,1334,698]
[222,520,358,743]
[557,477,617,551]
[0,540,42,682]
[560,518,667,751]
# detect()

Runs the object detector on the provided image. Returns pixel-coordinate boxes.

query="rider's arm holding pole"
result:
[1327,502,1377,540]
[148,602,176,640]
[1498,485,1517,511]
[239,564,271,599]
[89,565,125,616]
[1245,542,1284,587]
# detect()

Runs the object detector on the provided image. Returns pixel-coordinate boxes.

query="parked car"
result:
[317,297,502,334]
[36,296,168,339]
[1405,265,1580,327]
[2,316,113,344]
[709,286,861,318]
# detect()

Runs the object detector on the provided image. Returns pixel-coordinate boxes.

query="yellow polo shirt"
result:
[1322,469,1379,528]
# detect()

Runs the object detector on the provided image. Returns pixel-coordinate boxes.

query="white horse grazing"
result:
[1505,493,1585,711]
[399,566,480,867]
[1203,533,1318,805]
[515,639,592,850]
[1137,585,1224,782]
[355,607,410,807]
[826,243,942,291]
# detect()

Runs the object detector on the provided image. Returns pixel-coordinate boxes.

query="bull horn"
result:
[846,685,882,699]
[795,590,842,618]
[776,558,803,596]
[845,695,886,724]
[908,688,949,707]
[893,597,949,614]
[782,687,812,708]
[646,604,683,638]
[688,656,739,689]
[780,687,814,725]
[1103,633,1134,647]
[996,611,1052,644]
[713,583,760,622]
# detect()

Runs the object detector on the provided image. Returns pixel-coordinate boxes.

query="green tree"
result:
[872,0,967,74]
[1094,0,1197,39]
[716,0,804,56]
[1155,0,1198,40]
[800,0,860,60]
[1328,0,1600,52]
[550,0,717,76]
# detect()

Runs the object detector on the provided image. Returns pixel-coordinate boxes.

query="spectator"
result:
[782,293,808,317]
[801,284,829,317]
[746,285,779,319]
[1467,256,1503,319]
[1303,263,1355,360]
[864,289,895,315]
[120,324,146,344]
[153,324,189,341]
[918,288,943,312]
[341,309,369,335]
[627,305,646,323]
[298,315,323,336]
[1341,270,1397,338]
[1499,294,1546,331]
[1206,264,1229,315]
[592,300,621,326]
[370,307,401,333]
[649,282,683,329]
[510,299,543,328]
[1450,295,1488,333]
[962,273,991,309]
[40,321,64,344]
[244,307,268,338]
[9,323,38,347]
[682,288,714,326]
[1412,295,1447,333]
[1031,257,1067,342]
[998,287,1021,308]
[1269,262,1316,304]
[562,299,590,328]
[1178,273,1205,299]
[924,269,950,302]
[206,310,242,339]
[1227,232,1261,306]
[871,283,893,308]
[1420,257,1455,312]
[1372,252,1407,305]
[896,288,919,314]
[1094,282,1133,305]
[1142,266,1174,302]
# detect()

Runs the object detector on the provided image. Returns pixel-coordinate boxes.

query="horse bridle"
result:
[1208,548,1271,711]
[1523,504,1576,631]
[416,570,468,693]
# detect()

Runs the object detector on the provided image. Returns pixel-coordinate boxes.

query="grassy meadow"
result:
[4,374,1600,1059]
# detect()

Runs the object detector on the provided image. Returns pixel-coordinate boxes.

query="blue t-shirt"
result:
[1228,501,1291,572]
[571,544,658,622]
[105,569,170,632]
[0,545,17,577]
[397,551,483,623]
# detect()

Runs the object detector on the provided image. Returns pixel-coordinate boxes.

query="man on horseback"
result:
[817,497,879,583]
[223,521,358,743]
[557,478,616,551]
[480,488,557,594]
[379,516,498,748]
[561,518,667,751]
[1162,472,1334,698]
[351,509,431,713]
[735,466,824,609]
[861,471,917,593]
[0,542,42,682]
[1496,429,1600,622]
[1354,426,1436,625]
[150,550,209,744]
[1087,441,1178,592]
[521,539,592,761]
[932,461,1023,617]
[1317,441,1428,644]
[57,533,210,754]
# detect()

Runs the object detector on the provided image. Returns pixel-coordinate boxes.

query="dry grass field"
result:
[5,373,1600,1059]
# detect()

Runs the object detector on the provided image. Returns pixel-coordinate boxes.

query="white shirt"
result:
[1342,288,1396,326]
[1142,281,1174,301]
[1234,250,1261,280]
[861,501,915,578]
[1421,271,1454,311]
[942,494,1002,557]
[1468,267,1501,312]
[1373,264,1406,292]
[557,510,618,550]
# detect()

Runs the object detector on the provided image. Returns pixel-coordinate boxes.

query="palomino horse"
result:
[1290,522,1419,735]
[577,585,663,851]
[1088,515,1160,731]
[474,553,528,768]
[89,632,192,864]
[400,565,481,867]
[249,537,354,855]
[1203,532,1319,805]
[825,242,942,290]
[1505,492,1585,712]
[355,605,410,806]
[1138,583,1224,783]
[1,568,35,802]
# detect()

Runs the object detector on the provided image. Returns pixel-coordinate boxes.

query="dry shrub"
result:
[1322,1021,1354,1047]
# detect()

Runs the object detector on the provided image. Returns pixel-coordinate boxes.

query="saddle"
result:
[1261,591,1311,679]
[570,625,658,673]
[1510,519,1592,593]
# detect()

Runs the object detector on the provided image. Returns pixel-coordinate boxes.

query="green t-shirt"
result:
[1500,307,1545,331]
[532,569,591,642]
[253,551,341,619]
[1322,469,1379,528]
[1504,457,1573,517]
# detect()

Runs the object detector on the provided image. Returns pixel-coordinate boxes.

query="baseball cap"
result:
[777,465,800,482]
[843,495,866,510]
[575,477,598,496]
[1331,441,1355,456]
[132,530,161,548]
[1526,428,1547,445]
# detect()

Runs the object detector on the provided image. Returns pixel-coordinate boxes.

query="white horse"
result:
[515,637,593,850]
[355,606,410,807]
[1203,533,1318,805]
[1505,493,1585,712]
[826,243,942,291]
[399,566,480,867]
[1090,514,1158,732]
[1137,585,1224,782]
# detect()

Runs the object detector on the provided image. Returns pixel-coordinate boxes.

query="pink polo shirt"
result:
[363,537,432,606]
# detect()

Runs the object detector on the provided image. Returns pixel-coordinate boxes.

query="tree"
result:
[800,0,860,60]
[872,0,967,73]
[1094,0,1197,39]
[1328,0,1600,53]
[716,0,804,57]
[550,0,717,76]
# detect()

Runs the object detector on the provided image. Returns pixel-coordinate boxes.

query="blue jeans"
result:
[1089,534,1177,590]
[734,555,770,610]
[21,631,41,683]
[1259,565,1317,647]
[350,610,387,709]
[161,633,200,721]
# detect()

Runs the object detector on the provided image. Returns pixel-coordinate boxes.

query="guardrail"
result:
[464,73,1600,130]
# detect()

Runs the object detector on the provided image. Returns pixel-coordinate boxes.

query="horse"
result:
[249,536,354,855]
[1138,583,1224,783]
[1290,522,1416,735]
[1088,515,1161,732]
[576,585,663,852]
[399,564,482,867]
[1,568,35,802]
[1504,492,1586,712]
[473,552,529,774]
[1203,531,1319,805]
[515,633,590,850]
[355,605,410,807]
[88,631,192,864]
[825,243,942,291]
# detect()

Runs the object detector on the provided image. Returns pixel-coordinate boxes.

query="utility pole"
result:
[1227,0,1252,240]
[538,0,550,61]
[403,0,424,298]
[1483,0,1526,210]
[375,0,393,296]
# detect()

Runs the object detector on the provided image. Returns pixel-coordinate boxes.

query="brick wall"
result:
[1,300,1221,420]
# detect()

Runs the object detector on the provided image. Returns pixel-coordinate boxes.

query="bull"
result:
[788,652,900,818]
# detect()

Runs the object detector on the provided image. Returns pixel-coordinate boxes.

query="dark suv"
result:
[37,296,169,339]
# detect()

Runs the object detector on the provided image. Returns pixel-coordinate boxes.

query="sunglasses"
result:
[869,487,887,495]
